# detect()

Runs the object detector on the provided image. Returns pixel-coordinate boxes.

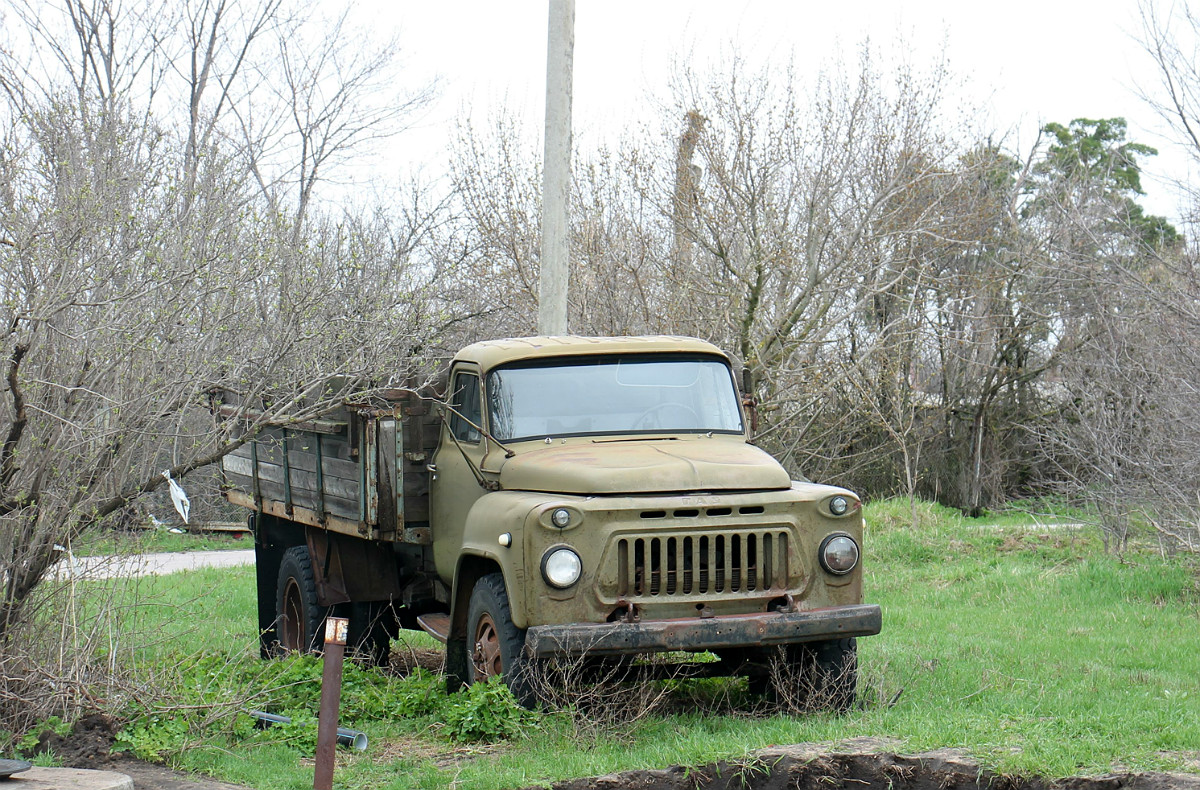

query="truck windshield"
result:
[486,355,745,442]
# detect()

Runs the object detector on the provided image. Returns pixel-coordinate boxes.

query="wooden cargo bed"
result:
[218,391,440,544]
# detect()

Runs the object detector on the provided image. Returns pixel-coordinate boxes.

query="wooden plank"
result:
[251,434,356,467]
[222,455,360,499]
[365,417,378,524]
[282,450,359,481]
[226,490,375,540]
[377,419,398,539]
[249,479,359,521]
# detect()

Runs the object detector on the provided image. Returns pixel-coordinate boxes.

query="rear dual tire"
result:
[273,545,393,664]
[276,545,326,653]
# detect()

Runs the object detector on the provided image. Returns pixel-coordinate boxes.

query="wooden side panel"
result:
[397,400,440,527]
[377,419,399,541]
[221,421,367,526]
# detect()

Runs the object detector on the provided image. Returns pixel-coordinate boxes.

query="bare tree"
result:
[0,0,447,644]
[1137,0,1200,218]
[236,6,436,230]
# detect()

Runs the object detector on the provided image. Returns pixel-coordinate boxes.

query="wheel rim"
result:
[280,577,303,652]
[471,613,503,680]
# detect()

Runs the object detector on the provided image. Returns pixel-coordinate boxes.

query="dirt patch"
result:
[373,734,500,768]
[388,646,446,675]
[30,713,249,789]
[536,744,1200,790]
[107,759,250,790]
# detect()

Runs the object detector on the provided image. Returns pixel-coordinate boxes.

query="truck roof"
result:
[453,335,731,372]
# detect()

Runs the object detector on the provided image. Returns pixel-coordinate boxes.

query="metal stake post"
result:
[314,616,349,790]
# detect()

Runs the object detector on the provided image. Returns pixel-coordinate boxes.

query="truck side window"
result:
[449,372,482,443]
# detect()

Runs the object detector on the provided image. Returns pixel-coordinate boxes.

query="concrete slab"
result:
[7,765,132,789]
[51,549,255,581]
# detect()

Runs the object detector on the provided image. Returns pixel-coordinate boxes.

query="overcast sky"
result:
[360,0,1189,220]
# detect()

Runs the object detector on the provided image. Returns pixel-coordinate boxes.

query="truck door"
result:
[430,365,488,583]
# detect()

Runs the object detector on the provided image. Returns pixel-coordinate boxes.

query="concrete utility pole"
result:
[538,0,574,336]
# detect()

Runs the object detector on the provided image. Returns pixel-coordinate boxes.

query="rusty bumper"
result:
[523,604,882,658]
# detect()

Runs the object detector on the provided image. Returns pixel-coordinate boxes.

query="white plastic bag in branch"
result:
[162,470,191,525]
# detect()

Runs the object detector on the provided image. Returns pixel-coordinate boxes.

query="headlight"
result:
[829,496,849,516]
[551,508,571,528]
[819,534,859,575]
[541,547,582,588]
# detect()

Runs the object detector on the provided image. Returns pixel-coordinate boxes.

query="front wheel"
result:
[802,638,858,711]
[464,573,537,707]
[762,638,858,712]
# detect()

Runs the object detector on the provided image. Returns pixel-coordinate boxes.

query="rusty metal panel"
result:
[524,605,883,657]
[306,528,401,607]
[393,415,404,525]
[364,417,378,525]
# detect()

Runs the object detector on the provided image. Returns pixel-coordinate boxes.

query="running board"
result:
[415,613,450,643]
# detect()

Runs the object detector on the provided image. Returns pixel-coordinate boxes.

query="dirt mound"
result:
[34,712,119,767]
[538,744,1200,790]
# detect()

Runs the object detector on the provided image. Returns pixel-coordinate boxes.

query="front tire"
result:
[802,638,858,711]
[276,545,326,654]
[762,638,858,712]
[464,573,536,706]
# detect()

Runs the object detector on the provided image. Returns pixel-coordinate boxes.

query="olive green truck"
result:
[220,336,881,707]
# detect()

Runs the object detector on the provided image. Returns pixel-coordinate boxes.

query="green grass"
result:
[93,500,1200,788]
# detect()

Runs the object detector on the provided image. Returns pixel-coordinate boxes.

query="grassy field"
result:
[71,526,253,556]
[91,500,1199,789]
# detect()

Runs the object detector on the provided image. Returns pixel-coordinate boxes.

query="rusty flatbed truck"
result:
[221,336,882,707]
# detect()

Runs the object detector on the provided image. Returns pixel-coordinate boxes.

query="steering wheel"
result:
[634,402,701,430]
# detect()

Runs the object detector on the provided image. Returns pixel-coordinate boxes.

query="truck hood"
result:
[497,438,792,495]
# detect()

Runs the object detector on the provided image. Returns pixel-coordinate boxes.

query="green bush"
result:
[442,678,537,743]
[114,714,190,761]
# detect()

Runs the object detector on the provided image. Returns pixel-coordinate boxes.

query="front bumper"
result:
[523,603,882,657]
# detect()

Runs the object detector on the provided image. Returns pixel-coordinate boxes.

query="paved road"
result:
[53,549,256,580]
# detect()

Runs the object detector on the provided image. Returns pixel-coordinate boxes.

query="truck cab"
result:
[428,337,880,705]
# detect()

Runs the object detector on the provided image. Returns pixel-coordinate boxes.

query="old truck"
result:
[219,335,881,706]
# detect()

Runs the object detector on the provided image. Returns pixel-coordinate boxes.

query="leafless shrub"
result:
[759,645,858,716]
[521,651,683,742]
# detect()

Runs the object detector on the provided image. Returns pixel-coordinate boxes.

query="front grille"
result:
[613,529,789,598]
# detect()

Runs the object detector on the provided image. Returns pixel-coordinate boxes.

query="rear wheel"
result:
[344,601,394,667]
[275,546,326,654]
[464,573,536,706]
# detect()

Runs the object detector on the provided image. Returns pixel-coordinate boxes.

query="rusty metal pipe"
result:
[247,710,368,752]
[314,617,349,790]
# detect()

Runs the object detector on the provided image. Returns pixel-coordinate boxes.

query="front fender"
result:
[452,491,550,630]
